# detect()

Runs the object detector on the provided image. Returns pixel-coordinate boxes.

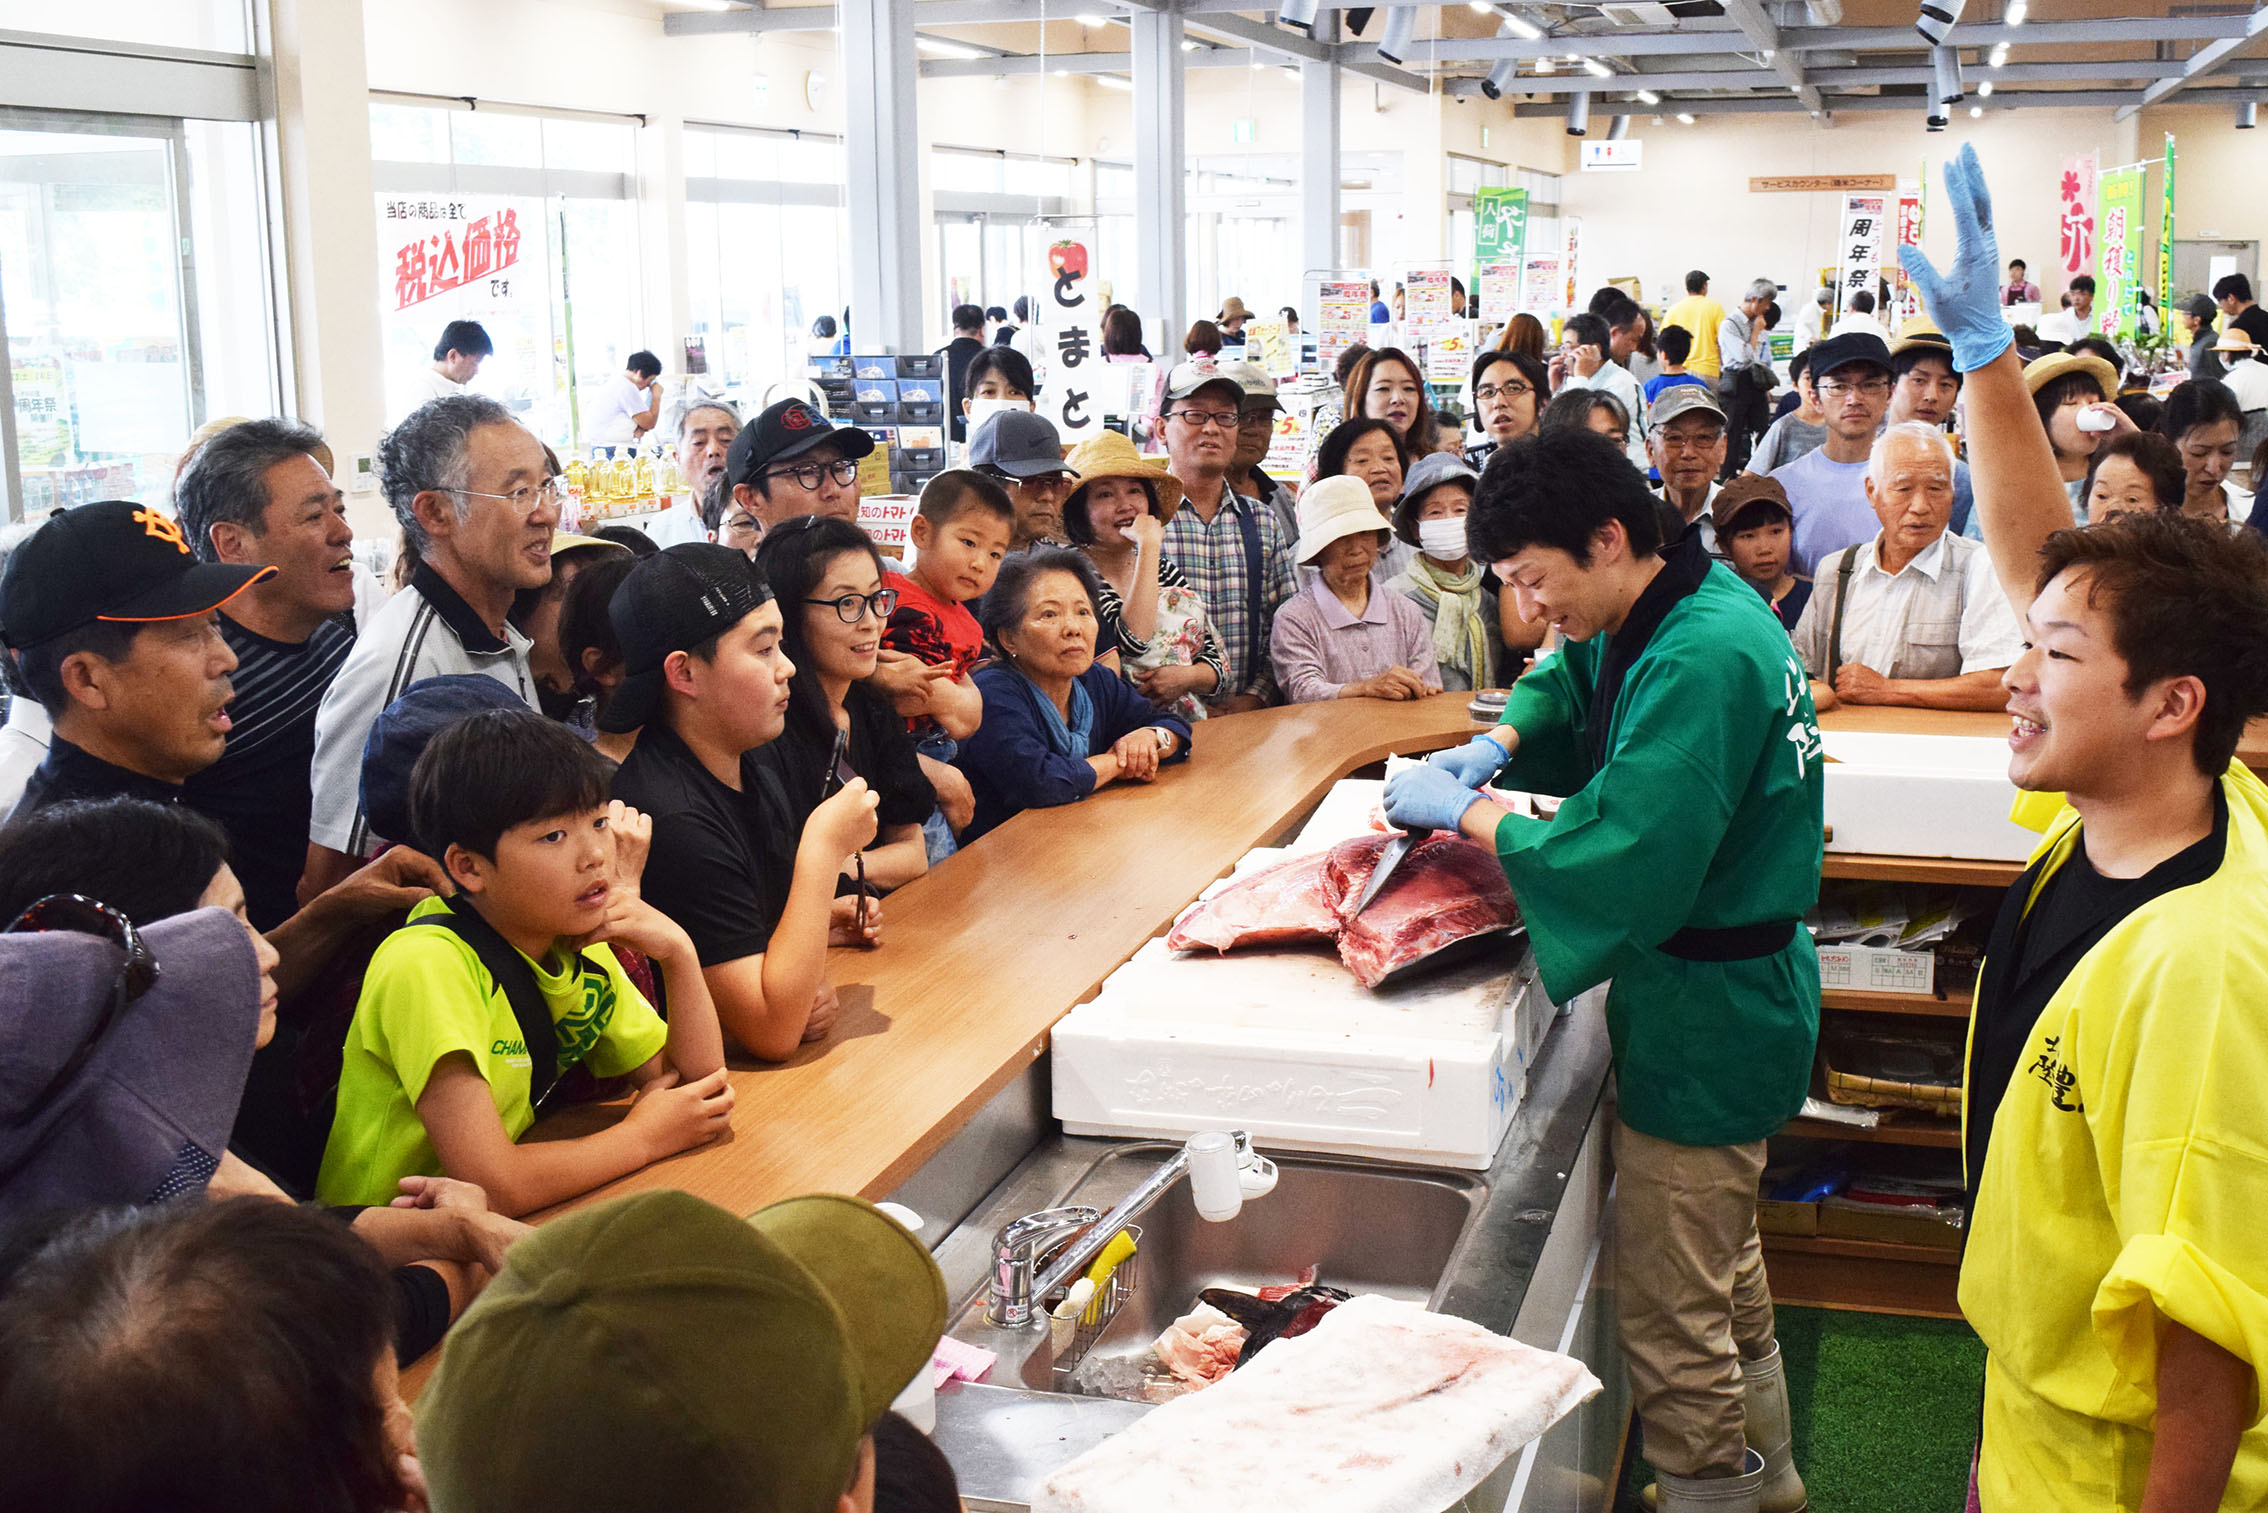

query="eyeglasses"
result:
[1169,409,1242,430]
[804,587,900,623]
[1816,379,1891,400]
[3,895,161,1131]
[1654,428,1727,452]
[1475,382,1533,403]
[445,478,561,513]
[721,513,761,538]
[764,457,862,491]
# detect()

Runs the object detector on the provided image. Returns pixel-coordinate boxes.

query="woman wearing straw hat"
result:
[1270,475,1440,704]
[2023,350,2129,520]
[1061,432,1227,722]
[1385,452,1499,693]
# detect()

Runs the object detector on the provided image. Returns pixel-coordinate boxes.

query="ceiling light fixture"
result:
[1676,110,1695,123]
[1276,0,1322,34]
[1500,11,1544,39]
[1470,1,1493,11]
[1635,87,1660,104]
[1481,58,1520,98]
[1535,56,1554,73]
[1978,78,1993,96]
[1989,40,2008,67]
[2241,101,2259,129]
[1077,12,1106,25]
[1377,6,1419,64]
[2005,0,2027,24]
[1969,104,1982,116]
[1762,47,1775,60]
[1932,44,1963,104]
[1566,89,1591,135]
[1095,73,1133,91]
[1181,38,1199,51]
[915,36,987,59]
[1915,0,1964,46]
[1581,56,1613,77]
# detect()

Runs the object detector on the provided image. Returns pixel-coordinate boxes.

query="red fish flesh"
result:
[1327,835,1520,989]
[1170,833,1519,989]
[1165,849,1339,953]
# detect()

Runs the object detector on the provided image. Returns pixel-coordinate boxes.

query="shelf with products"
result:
[1782,1112,1962,1149]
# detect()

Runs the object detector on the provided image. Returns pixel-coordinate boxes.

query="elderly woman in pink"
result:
[1268,476,1440,703]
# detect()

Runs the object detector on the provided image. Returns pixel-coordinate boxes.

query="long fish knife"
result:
[1346,826,1431,919]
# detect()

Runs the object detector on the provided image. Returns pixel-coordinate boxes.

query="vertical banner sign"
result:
[1038,233,1103,442]
[1836,193,1889,316]
[2159,134,2177,315]
[1560,218,1583,308]
[1889,190,1925,327]
[1317,279,1372,379]
[1473,187,1528,289]
[2057,153,2098,324]
[2097,167,2146,340]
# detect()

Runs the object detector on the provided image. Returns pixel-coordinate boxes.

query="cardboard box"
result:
[1816,943,1935,995]
[1821,732,2037,862]
[1819,1196,1963,1250]
[895,353,944,379]
[852,353,897,380]
[1756,1199,1819,1237]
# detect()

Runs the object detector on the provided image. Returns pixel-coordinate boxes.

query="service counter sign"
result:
[1036,233,1104,443]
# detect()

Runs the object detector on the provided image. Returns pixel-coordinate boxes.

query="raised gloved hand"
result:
[1896,143,2015,374]
[1385,763,1490,836]
[1427,733,1511,788]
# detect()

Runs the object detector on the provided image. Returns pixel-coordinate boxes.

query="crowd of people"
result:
[0,141,2265,1513]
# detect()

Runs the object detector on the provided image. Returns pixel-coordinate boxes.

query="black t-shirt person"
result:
[609,721,797,968]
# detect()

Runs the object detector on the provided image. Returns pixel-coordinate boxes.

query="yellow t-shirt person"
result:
[1964,763,2268,1508]
[1662,293,1727,380]
[316,896,669,1206]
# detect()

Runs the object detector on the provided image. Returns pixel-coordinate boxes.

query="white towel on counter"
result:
[1032,1293,1601,1513]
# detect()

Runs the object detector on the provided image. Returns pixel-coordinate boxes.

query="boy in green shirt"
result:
[317,708,731,1215]
[1387,427,1824,1513]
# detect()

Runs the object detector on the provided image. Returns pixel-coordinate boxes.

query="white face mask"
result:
[966,395,1034,427]
[1417,515,1468,562]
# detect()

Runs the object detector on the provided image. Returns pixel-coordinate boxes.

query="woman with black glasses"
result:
[752,517,936,892]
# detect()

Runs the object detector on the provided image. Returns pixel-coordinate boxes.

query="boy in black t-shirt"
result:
[605,545,879,1061]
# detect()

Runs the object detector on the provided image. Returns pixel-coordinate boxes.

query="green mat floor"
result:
[1613,1307,1986,1511]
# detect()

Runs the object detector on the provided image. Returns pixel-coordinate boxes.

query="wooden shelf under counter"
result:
[1761,1233,1962,1318]
[1822,851,2023,887]
[1820,986,1973,1019]
[1783,1110,1962,1149]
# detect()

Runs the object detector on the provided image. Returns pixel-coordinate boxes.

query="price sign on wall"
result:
[384,199,526,310]
[1036,232,1104,442]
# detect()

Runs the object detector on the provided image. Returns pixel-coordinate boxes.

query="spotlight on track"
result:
[1377,6,1418,65]
[1276,0,1321,36]
[1607,114,1630,140]
[1480,57,1519,99]
[1915,0,1965,46]
[1932,45,1964,104]
[2240,101,2259,129]
[1926,106,1949,131]
[1567,89,1591,136]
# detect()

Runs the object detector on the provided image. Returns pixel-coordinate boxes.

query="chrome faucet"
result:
[985,1131,1278,1328]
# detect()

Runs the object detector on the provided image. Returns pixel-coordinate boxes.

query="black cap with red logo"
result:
[0,500,273,651]
[725,398,876,489]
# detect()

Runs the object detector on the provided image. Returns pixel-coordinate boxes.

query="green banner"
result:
[2159,133,2176,313]
[2097,167,2146,341]
[1474,186,1528,283]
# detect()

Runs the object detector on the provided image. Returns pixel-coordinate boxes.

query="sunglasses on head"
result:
[3,894,161,1130]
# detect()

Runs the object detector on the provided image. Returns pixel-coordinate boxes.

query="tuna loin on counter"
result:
[1324,834,1521,989]
[1167,832,1519,989]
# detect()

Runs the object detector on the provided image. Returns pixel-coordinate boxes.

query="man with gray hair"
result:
[304,395,551,890]
[1790,419,2021,714]
[651,401,740,548]
[175,419,361,929]
[1716,278,1780,472]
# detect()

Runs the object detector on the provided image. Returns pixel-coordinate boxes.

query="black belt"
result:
[1658,919,1801,962]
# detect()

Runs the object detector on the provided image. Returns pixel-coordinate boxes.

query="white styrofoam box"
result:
[1820,730,2037,863]
[1816,943,1936,996]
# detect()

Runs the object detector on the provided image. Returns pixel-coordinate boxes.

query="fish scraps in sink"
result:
[1069,1268,1351,1405]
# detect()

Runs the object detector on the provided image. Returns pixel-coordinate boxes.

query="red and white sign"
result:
[385,199,525,312]
[2057,152,2098,292]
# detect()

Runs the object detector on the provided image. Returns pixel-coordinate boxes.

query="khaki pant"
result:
[1613,1118,1777,1478]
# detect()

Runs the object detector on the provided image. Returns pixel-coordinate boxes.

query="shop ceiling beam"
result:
[1340,58,1433,93]
[1508,86,2241,117]
[840,0,926,353]
[1131,7,1188,360]
[1184,11,1334,63]
[2114,0,2268,119]
[917,49,1262,75]
[1717,0,1822,111]
[1442,57,2203,94]
[665,0,1050,34]
[1778,15,2263,50]
[1340,26,1745,63]
[1300,12,1340,283]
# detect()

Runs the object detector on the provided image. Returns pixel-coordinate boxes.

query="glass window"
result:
[369,102,450,165]
[450,111,541,170]
[0,0,250,53]
[4,115,280,513]
[683,125,852,399]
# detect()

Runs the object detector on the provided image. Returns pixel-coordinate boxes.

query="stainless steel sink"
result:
[943,1140,1488,1400]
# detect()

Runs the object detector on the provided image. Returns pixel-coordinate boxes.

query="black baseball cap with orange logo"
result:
[725,398,875,488]
[0,500,274,651]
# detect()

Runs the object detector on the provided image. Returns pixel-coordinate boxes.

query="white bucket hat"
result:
[1294,474,1396,566]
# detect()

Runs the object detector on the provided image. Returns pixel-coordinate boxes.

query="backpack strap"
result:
[413,904,561,1108]
[1229,497,1268,695]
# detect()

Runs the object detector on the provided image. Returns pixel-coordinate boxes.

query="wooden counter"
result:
[1816,704,2268,771]
[527,692,1488,1221]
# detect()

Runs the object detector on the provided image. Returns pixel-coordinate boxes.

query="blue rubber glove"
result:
[1896,143,2015,374]
[1427,734,1512,788]
[1385,763,1490,836]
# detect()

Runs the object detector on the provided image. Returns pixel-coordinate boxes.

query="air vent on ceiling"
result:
[1598,1,1677,23]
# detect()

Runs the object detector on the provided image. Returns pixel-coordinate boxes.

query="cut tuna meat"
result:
[1166,849,1340,953]
[1327,833,1520,989]
[1168,833,1519,989]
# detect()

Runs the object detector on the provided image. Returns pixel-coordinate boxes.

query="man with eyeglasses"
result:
[1217,359,1295,545]
[307,395,552,888]
[725,398,875,535]
[1647,388,1730,556]
[1159,361,1297,714]
[1767,331,1897,574]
